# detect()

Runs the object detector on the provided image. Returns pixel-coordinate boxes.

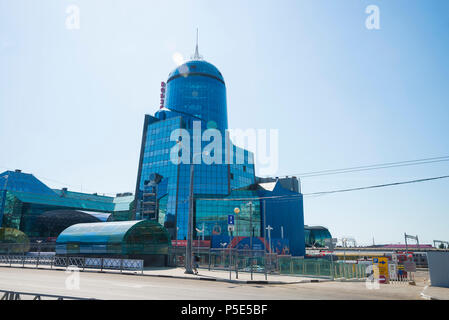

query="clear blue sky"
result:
[1,0,448,245]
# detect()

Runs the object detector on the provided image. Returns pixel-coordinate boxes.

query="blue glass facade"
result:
[0,170,134,238]
[135,56,305,256]
[135,58,255,240]
[195,189,261,239]
[259,183,306,256]
[165,60,228,132]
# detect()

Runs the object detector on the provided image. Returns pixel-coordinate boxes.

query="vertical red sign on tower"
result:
[160,81,166,109]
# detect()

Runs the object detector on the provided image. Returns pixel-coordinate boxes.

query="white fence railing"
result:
[0,255,143,273]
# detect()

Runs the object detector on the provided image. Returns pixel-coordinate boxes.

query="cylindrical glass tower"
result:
[164,60,228,132]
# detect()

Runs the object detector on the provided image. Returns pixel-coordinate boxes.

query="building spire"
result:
[192,28,203,60]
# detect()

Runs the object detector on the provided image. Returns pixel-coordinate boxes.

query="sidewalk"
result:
[142,267,331,284]
[0,262,329,284]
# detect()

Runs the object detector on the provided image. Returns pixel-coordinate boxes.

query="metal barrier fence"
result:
[0,255,143,273]
[169,248,368,280]
[0,289,94,300]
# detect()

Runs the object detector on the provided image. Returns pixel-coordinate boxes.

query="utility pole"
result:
[404,232,408,258]
[185,164,194,274]
[248,201,253,280]
[404,233,419,260]
[248,201,253,251]
[175,227,179,266]
[263,200,267,278]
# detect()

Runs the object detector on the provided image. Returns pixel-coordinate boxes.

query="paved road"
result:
[0,267,425,300]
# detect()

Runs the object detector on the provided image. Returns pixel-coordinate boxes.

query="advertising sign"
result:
[373,257,389,283]
[389,263,398,280]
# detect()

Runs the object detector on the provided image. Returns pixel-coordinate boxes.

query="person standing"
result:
[193,255,200,275]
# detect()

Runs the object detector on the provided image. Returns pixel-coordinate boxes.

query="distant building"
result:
[304,225,332,248]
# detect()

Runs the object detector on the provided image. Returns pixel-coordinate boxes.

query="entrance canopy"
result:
[56,220,171,255]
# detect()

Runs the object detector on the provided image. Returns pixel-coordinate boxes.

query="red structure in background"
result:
[171,240,210,248]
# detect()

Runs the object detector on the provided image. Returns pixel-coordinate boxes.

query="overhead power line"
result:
[303,174,449,196]
[276,156,449,178]
[196,174,449,201]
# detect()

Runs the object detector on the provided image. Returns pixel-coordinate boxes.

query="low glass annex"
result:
[56,220,171,255]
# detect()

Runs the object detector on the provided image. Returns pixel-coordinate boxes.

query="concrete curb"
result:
[335,278,366,282]
[148,274,332,285]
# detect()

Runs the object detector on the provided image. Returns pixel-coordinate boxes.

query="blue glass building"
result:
[135,50,256,241]
[135,48,305,256]
[0,170,134,239]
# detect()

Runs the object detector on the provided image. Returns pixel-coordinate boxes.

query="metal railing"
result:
[0,289,94,300]
[0,255,144,273]
[169,248,368,280]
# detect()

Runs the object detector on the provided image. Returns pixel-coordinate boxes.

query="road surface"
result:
[0,267,425,300]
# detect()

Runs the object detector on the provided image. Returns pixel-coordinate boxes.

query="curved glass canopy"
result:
[56,220,171,255]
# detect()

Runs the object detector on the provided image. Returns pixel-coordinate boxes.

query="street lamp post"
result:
[234,207,240,279]
[229,229,233,280]
[220,242,227,268]
[185,163,194,274]
[263,200,267,279]
[246,201,254,280]
[196,223,204,255]
[248,201,253,251]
